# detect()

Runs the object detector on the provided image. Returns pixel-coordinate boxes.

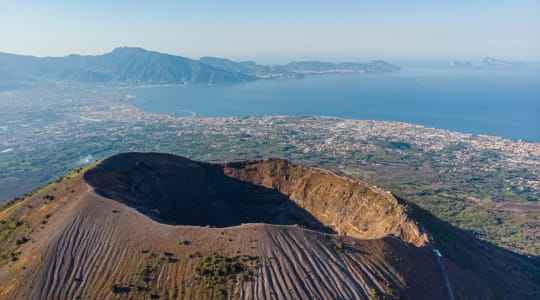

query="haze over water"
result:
[131,68,540,142]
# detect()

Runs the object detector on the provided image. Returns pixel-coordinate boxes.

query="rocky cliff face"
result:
[219,158,427,246]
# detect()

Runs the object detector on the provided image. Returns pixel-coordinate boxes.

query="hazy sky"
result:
[1,1,538,63]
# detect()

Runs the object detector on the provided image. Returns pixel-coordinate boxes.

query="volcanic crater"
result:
[84,152,426,245]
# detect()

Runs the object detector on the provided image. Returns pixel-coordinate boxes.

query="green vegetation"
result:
[194,253,260,297]
[136,265,156,282]
[368,285,398,300]
[43,194,55,201]
[0,218,28,266]
[15,236,29,245]
[126,248,182,297]
[145,251,157,259]
[334,240,345,251]
[109,281,130,295]
[109,282,119,294]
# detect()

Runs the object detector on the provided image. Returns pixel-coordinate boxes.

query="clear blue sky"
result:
[1,0,538,63]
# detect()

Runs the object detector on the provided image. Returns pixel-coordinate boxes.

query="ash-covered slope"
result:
[0,152,538,299]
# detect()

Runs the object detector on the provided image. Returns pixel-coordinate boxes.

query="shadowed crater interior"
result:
[84,152,334,233]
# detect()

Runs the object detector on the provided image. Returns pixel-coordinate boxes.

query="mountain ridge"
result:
[0,47,399,84]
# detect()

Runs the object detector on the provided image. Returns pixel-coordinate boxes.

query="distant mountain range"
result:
[200,56,399,79]
[449,56,522,69]
[0,47,399,85]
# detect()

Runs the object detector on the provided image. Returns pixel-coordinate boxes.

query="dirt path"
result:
[418,224,455,300]
[436,256,455,300]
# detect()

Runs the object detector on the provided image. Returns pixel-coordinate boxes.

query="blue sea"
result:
[131,68,540,142]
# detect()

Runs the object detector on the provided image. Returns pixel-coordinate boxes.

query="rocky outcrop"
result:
[219,158,427,246]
